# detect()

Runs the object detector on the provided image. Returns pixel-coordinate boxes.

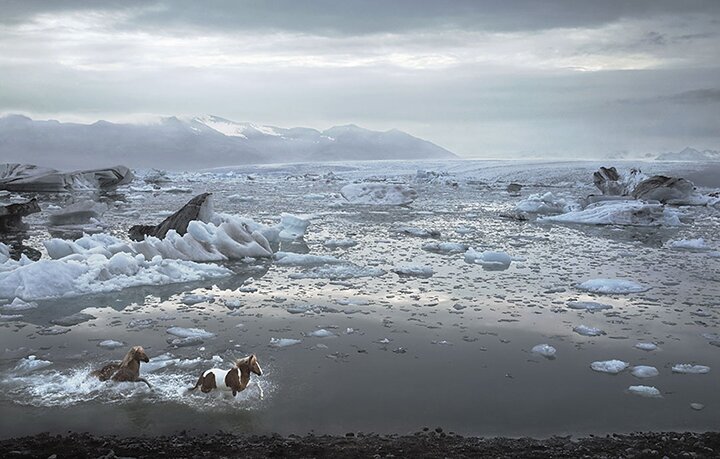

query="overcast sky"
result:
[1,0,719,157]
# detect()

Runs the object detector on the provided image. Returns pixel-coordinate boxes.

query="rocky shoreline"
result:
[1,430,719,458]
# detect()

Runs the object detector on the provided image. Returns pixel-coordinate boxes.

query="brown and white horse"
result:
[91,345,152,388]
[188,355,262,396]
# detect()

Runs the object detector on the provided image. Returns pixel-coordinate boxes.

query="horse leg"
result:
[136,377,152,389]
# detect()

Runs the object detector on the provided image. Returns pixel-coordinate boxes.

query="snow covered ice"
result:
[577,279,649,294]
[591,360,630,374]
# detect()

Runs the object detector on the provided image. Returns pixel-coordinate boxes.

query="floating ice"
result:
[577,278,649,294]
[540,200,682,227]
[634,343,658,352]
[277,213,310,240]
[531,344,557,358]
[464,248,513,270]
[270,337,302,347]
[631,366,659,378]
[288,265,385,280]
[422,242,468,254]
[627,385,662,398]
[515,192,576,215]
[166,327,215,339]
[181,293,214,305]
[51,312,95,326]
[668,238,711,251]
[591,360,629,374]
[2,298,38,311]
[308,329,336,338]
[566,301,612,312]
[340,183,417,205]
[97,340,125,349]
[573,325,606,337]
[323,239,358,248]
[392,264,434,278]
[671,364,710,374]
[48,200,108,226]
[13,355,52,374]
[391,226,440,238]
[0,250,232,301]
[274,252,342,266]
[0,313,23,321]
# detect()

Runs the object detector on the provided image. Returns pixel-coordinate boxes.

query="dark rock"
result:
[506,183,522,193]
[129,193,212,241]
[0,198,40,231]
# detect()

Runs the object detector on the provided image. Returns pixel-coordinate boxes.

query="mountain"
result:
[655,147,720,162]
[0,114,457,170]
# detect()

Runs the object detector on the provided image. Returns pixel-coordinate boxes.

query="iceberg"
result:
[671,364,710,374]
[573,325,606,337]
[531,344,557,358]
[539,200,682,226]
[590,360,629,374]
[464,248,513,270]
[577,279,649,294]
[627,385,662,398]
[392,264,434,278]
[0,163,133,192]
[631,366,659,378]
[340,183,417,205]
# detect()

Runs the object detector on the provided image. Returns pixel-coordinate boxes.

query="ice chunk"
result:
[671,364,710,374]
[51,312,96,326]
[464,248,512,270]
[591,360,629,374]
[514,192,576,215]
[577,278,649,294]
[48,200,108,226]
[635,342,658,351]
[308,329,336,338]
[181,293,214,305]
[627,385,662,398]
[13,355,53,374]
[277,213,310,240]
[340,183,417,205]
[531,344,557,358]
[274,252,342,266]
[573,325,606,337]
[669,238,711,251]
[566,301,612,312]
[2,297,38,311]
[97,340,125,349]
[391,226,441,238]
[422,242,468,254]
[323,239,358,248]
[631,366,659,378]
[289,265,385,280]
[392,264,434,278]
[166,327,215,339]
[270,337,302,347]
[540,200,682,226]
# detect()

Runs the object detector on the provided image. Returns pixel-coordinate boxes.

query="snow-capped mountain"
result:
[0,114,457,170]
[655,147,720,161]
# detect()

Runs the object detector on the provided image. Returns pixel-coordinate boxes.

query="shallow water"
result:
[1,159,719,438]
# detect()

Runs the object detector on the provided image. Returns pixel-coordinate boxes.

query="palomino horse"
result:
[91,345,152,388]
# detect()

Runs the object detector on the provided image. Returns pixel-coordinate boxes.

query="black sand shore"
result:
[1,431,718,458]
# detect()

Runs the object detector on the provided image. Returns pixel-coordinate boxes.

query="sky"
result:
[0,0,719,158]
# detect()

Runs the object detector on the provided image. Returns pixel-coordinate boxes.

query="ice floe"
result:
[573,325,606,337]
[277,213,310,241]
[577,278,649,294]
[308,329,336,338]
[323,239,358,248]
[270,338,302,347]
[531,344,557,358]
[668,238,711,251]
[627,385,662,398]
[631,366,659,378]
[590,360,629,374]
[288,265,385,280]
[422,242,468,254]
[340,183,417,205]
[539,201,682,227]
[2,297,38,311]
[514,192,577,215]
[634,343,658,351]
[166,327,215,339]
[464,249,513,270]
[566,301,612,312]
[97,340,125,349]
[671,364,710,374]
[392,264,434,278]
[274,252,342,266]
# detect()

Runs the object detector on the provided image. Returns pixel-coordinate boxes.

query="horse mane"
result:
[119,347,139,367]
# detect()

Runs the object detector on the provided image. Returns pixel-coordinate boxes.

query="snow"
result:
[635,343,658,351]
[166,327,216,339]
[631,366,659,378]
[531,344,557,358]
[577,278,649,294]
[270,337,302,347]
[274,252,342,266]
[627,385,662,398]
[13,355,53,374]
[392,264,434,278]
[671,364,710,374]
[590,360,629,374]
[669,238,711,251]
[340,183,417,205]
[573,325,606,336]
[539,201,682,226]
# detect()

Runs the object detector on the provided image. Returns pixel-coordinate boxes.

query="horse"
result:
[91,345,152,388]
[188,355,262,396]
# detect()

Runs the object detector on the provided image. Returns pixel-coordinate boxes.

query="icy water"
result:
[1,160,719,438]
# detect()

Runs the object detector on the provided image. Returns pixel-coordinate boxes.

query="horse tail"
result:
[187,374,203,393]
